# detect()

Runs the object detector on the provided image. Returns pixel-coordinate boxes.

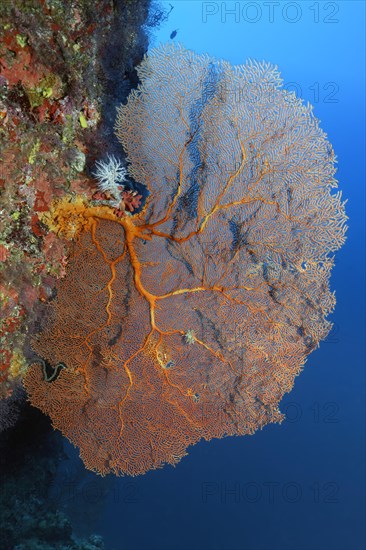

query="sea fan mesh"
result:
[24,44,347,476]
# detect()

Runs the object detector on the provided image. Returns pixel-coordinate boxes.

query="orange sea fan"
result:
[24,44,347,476]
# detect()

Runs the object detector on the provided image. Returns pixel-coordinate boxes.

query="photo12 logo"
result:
[201,480,340,504]
[202,2,340,24]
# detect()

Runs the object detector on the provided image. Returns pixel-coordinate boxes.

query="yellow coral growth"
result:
[41,194,122,240]
[9,348,28,381]
[41,194,93,239]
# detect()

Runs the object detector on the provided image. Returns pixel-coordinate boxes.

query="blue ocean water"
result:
[58,2,365,549]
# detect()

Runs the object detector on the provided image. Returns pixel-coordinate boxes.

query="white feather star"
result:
[92,154,128,205]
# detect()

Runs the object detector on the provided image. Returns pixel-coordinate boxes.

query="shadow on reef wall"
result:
[93,0,170,203]
[47,442,117,541]
[0,398,105,550]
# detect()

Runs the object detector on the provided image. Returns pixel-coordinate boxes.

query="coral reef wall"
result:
[0,0,163,401]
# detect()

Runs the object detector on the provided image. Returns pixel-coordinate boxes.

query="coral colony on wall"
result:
[20,43,347,476]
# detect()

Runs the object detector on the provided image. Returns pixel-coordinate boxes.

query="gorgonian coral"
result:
[24,44,347,476]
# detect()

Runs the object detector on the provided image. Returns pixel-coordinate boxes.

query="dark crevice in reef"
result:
[0,398,107,549]
[91,0,153,201]
[92,0,171,202]
[84,0,173,200]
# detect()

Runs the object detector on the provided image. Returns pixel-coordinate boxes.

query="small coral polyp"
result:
[92,154,128,207]
[91,154,143,215]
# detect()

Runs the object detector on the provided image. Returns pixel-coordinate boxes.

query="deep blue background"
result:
[58,2,365,549]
